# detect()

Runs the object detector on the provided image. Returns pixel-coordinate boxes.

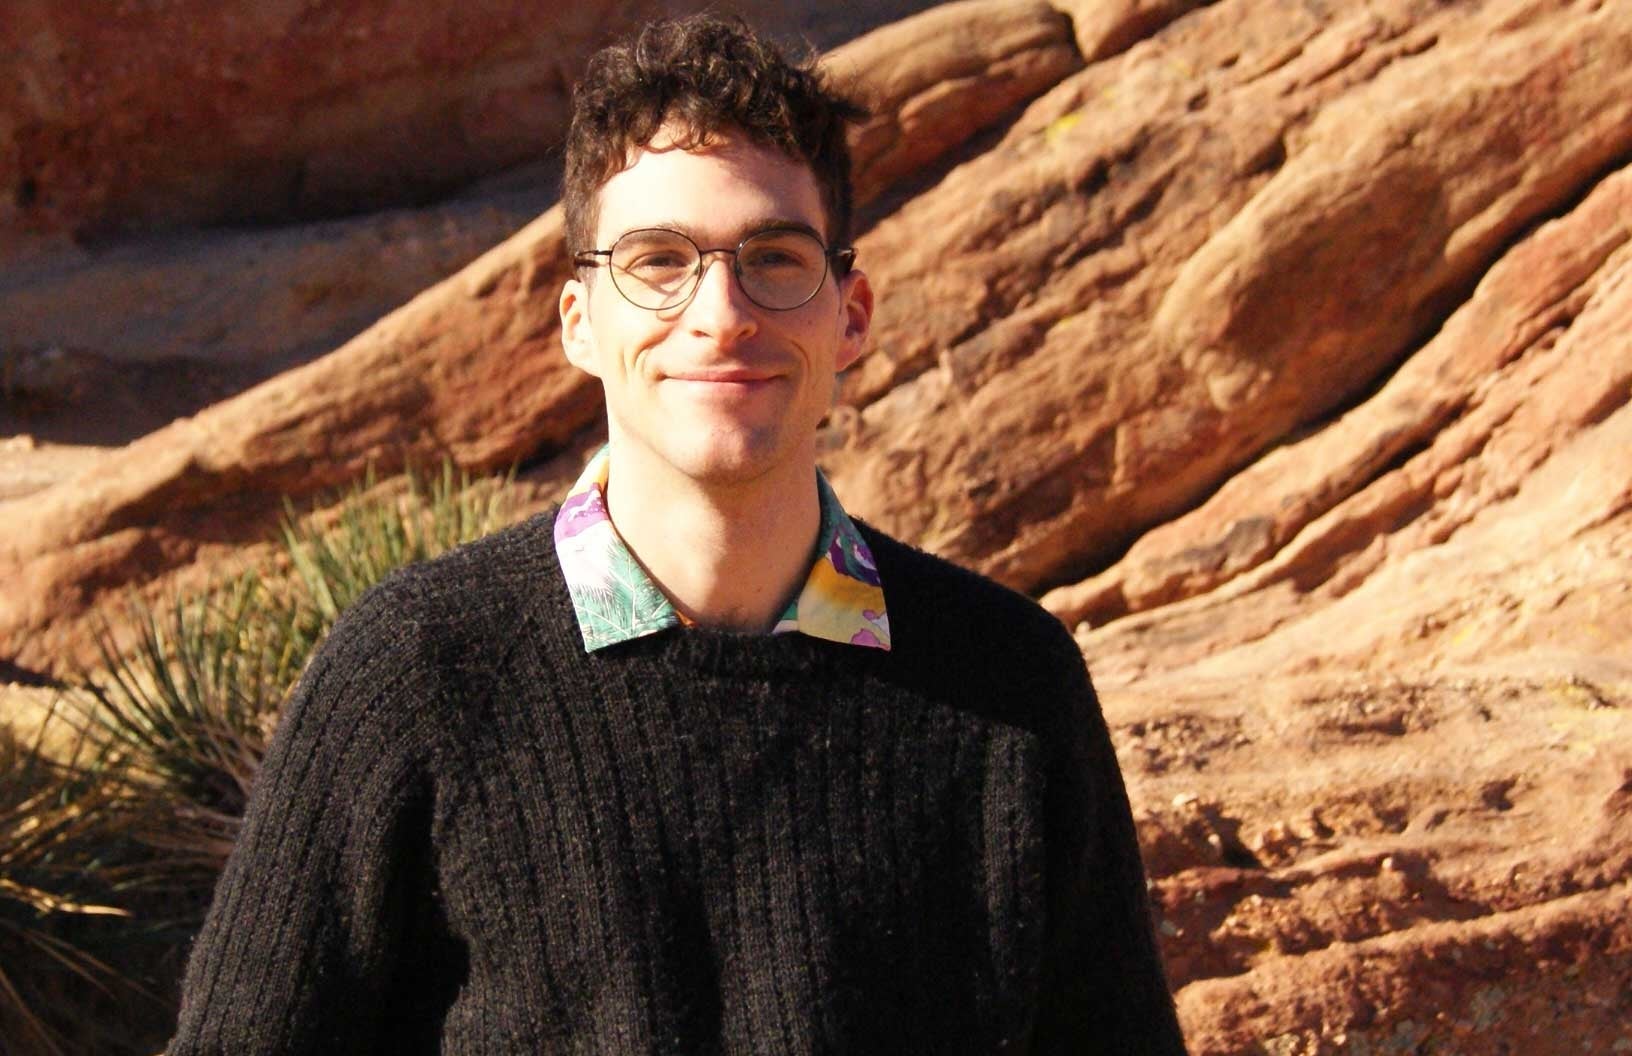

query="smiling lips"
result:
[662,367,787,401]
[665,367,781,383]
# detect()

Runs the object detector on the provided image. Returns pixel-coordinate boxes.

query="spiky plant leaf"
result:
[0,719,163,1056]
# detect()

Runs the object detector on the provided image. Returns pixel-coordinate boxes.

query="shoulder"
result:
[350,508,562,630]
[385,507,560,604]
[310,509,566,683]
[859,521,1078,659]
[856,521,1093,731]
[269,509,565,749]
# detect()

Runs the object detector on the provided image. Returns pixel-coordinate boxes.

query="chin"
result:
[666,428,794,486]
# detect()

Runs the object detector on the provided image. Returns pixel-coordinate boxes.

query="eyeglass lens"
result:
[608,228,831,311]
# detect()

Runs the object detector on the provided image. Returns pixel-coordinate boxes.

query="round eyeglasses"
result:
[573,227,856,312]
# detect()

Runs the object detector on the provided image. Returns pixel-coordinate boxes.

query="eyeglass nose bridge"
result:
[688,245,748,293]
[643,245,746,315]
[672,242,786,312]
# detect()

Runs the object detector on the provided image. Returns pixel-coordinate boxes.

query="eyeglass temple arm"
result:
[572,250,612,268]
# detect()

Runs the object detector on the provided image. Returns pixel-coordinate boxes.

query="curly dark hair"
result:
[563,15,868,255]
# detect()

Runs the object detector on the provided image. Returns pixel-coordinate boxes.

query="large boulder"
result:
[1106,381,1632,1051]
[821,0,1632,595]
[1044,163,1632,628]
[1075,139,1632,1053]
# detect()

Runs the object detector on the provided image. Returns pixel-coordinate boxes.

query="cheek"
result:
[592,309,663,377]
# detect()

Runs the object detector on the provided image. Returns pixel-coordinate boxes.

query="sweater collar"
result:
[552,446,890,654]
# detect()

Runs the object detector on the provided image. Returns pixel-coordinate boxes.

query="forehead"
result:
[592,130,828,245]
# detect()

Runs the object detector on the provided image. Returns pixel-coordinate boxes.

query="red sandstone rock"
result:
[0,195,549,440]
[1093,377,1632,1046]
[1101,389,1632,1046]
[826,0,1082,204]
[0,0,938,249]
[0,205,588,665]
[1053,0,1206,62]
[2,0,1080,456]
[823,0,1632,596]
[1085,221,1632,1048]
[1044,163,1632,629]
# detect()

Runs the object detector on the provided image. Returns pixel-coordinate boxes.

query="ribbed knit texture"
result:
[168,512,1187,1055]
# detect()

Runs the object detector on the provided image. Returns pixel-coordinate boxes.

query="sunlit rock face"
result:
[3,0,1631,1051]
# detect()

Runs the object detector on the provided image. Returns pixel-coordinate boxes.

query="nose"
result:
[682,251,758,344]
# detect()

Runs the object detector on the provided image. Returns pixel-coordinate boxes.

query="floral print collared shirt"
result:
[552,446,891,653]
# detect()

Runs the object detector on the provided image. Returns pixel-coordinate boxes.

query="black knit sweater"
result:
[169,512,1186,1054]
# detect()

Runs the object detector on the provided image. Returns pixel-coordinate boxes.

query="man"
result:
[170,15,1186,1054]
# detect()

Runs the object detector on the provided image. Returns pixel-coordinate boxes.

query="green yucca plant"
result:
[68,461,515,872]
[0,718,163,1056]
[71,575,296,869]
[280,460,515,631]
[37,461,518,1051]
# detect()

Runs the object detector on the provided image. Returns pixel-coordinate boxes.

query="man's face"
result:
[559,127,872,489]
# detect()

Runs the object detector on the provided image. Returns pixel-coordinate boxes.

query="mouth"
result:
[661,367,786,399]
[665,367,780,384]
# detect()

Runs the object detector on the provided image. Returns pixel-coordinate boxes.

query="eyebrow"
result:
[616,218,828,246]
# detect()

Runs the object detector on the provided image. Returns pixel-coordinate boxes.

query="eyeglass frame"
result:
[572,225,858,313]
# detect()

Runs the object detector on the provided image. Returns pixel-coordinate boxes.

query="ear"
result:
[559,276,600,377]
[834,267,873,374]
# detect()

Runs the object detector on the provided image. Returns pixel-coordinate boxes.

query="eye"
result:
[626,250,691,273]
[741,233,821,272]
[611,231,698,280]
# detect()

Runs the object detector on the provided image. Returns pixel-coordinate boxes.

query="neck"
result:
[603,443,821,633]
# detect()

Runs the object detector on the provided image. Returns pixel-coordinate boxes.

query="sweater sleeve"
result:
[167,581,441,1055]
[1030,625,1188,1055]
